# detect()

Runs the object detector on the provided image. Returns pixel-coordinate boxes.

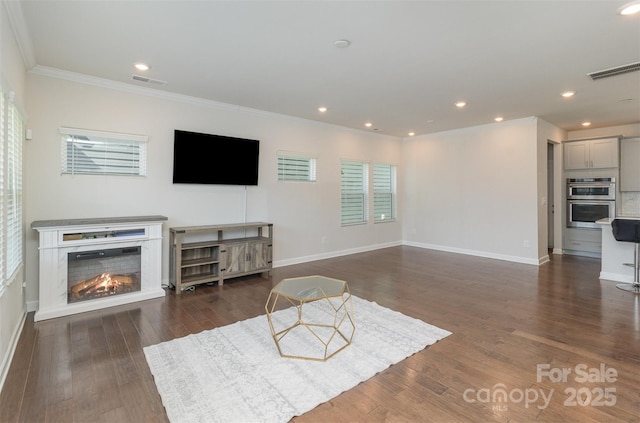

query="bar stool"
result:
[611,219,640,294]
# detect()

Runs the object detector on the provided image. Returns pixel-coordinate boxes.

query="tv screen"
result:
[172,130,259,185]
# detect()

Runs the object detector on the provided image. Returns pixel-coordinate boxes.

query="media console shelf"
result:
[169,222,273,293]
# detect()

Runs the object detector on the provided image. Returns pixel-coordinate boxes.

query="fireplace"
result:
[67,246,142,303]
[31,216,167,321]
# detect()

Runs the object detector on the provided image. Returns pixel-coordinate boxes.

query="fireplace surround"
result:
[31,215,167,321]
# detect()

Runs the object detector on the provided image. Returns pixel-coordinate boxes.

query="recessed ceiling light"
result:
[134,63,150,71]
[582,121,592,127]
[365,122,373,128]
[318,107,327,113]
[334,39,351,48]
[455,101,467,108]
[562,91,576,98]
[619,1,640,15]
[494,116,504,122]
[408,132,415,136]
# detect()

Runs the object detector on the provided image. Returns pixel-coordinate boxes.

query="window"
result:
[0,89,5,285]
[277,152,316,182]
[0,87,24,285]
[341,160,369,225]
[6,98,23,278]
[373,164,396,222]
[60,127,148,176]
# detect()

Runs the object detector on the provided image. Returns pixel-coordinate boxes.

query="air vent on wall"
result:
[131,74,168,86]
[587,62,640,80]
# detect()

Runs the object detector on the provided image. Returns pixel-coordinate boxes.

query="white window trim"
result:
[340,159,370,226]
[60,127,148,176]
[59,127,148,143]
[0,86,25,291]
[373,163,397,223]
[277,150,317,183]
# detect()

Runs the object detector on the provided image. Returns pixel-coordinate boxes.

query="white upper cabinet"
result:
[564,141,589,170]
[564,137,619,170]
[620,137,640,192]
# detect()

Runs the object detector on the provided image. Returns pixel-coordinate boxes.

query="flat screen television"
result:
[172,130,260,185]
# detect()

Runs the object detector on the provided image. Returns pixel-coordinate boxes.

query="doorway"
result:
[547,142,555,251]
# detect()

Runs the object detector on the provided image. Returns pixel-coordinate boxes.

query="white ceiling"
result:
[7,0,640,137]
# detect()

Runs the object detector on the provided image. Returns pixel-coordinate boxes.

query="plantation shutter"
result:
[373,164,395,222]
[60,127,148,176]
[341,160,368,225]
[0,89,5,282]
[5,100,23,278]
[277,153,317,182]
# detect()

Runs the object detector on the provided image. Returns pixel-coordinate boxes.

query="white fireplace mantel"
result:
[31,215,168,321]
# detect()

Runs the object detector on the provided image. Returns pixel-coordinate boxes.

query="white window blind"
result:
[373,164,396,222]
[341,160,369,225]
[5,100,23,278]
[0,89,5,284]
[60,127,148,176]
[277,152,317,182]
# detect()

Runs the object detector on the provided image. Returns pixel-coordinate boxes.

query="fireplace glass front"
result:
[67,246,141,303]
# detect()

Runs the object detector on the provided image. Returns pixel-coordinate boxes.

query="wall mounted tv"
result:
[172,130,260,185]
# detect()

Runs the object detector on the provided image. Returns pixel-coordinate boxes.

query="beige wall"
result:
[24,71,404,309]
[402,117,544,264]
[0,1,27,391]
[567,123,640,140]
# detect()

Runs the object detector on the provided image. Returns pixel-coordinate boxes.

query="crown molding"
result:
[29,65,400,140]
[2,0,36,69]
[29,65,245,113]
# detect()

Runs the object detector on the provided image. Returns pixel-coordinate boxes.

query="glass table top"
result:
[271,275,347,301]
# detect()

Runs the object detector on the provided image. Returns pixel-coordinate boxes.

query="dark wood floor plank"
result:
[0,315,34,422]
[1,246,639,422]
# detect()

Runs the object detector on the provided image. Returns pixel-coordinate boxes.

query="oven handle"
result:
[567,182,615,188]
[567,200,615,205]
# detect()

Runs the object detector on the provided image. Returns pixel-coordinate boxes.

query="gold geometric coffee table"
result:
[265,275,355,361]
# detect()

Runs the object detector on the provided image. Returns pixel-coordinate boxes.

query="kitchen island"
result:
[596,217,640,284]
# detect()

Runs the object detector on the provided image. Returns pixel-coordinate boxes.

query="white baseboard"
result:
[273,241,402,268]
[0,310,26,394]
[600,272,634,283]
[403,241,541,266]
[34,289,166,322]
[26,300,38,313]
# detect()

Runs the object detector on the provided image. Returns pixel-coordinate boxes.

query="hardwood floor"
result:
[1,246,639,422]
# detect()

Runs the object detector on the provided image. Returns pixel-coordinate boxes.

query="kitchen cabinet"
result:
[564,137,619,170]
[620,137,640,192]
[563,227,602,256]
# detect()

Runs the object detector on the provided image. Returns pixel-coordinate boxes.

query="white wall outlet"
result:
[523,240,530,248]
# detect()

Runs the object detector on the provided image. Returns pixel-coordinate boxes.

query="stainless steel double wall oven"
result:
[566,177,616,229]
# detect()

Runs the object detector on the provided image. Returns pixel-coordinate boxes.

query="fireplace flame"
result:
[69,272,139,303]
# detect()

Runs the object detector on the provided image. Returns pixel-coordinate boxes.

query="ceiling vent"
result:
[131,74,168,86]
[587,62,640,80]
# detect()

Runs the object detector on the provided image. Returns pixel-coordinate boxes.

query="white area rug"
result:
[144,295,451,423]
